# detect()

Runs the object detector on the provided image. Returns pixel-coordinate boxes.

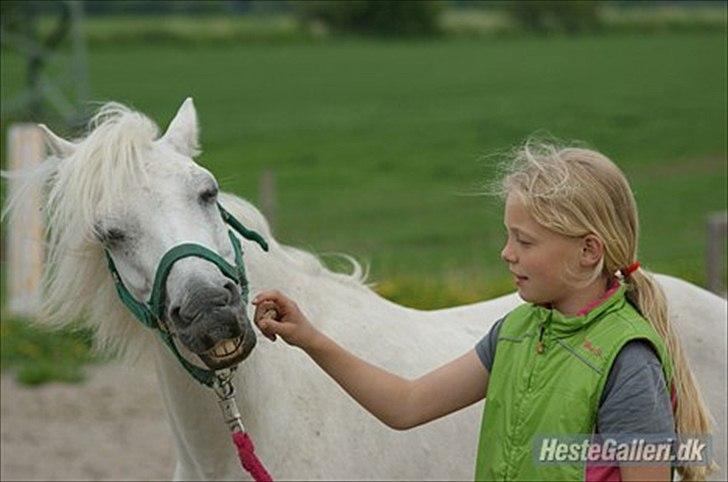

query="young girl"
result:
[252,141,713,481]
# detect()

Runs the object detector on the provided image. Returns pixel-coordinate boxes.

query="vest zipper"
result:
[535,323,545,354]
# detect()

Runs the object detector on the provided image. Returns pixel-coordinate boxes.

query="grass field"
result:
[27,6,728,45]
[1,29,726,384]
[1,32,726,296]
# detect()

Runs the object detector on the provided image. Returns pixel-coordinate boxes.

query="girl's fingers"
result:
[252,290,282,304]
[253,290,295,312]
[252,291,304,346]
[253,301,278,323]
[262,307,279,320]
[258,317,280,341]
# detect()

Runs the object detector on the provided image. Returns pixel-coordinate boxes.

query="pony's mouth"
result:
[207,336,243,358]
[196,333,254,370]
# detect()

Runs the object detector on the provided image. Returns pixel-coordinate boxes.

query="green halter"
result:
[105,203,269,387]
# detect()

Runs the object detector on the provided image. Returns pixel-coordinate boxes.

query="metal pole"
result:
[68,0,89,122]
[706,211,727,296]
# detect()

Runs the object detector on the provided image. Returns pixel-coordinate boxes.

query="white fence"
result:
[5,124,45,317]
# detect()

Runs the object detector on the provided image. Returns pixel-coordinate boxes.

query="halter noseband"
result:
[105,202,268,387]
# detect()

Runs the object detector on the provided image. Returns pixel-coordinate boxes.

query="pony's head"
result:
[23,98,258,370]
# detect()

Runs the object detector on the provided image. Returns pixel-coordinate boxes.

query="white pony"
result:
[4,99,726,480]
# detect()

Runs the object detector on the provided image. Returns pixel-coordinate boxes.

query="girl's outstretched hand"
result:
[252,290,320,350]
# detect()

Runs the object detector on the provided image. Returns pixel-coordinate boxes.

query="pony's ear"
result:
[161,97,200,157]
[38,124,75,158]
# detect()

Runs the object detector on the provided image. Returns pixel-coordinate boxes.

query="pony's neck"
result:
[151,254,353,480]
[153,342,250,480]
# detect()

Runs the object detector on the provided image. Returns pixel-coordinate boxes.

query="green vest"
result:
[474,284,673,481]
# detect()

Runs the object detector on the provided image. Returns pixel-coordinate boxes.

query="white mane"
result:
[2,102,368,362]
[218,193,369,289]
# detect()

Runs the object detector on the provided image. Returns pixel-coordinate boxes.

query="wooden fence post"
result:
[5,124,45,318]
[706,211,727,296]
[259,168,277,235]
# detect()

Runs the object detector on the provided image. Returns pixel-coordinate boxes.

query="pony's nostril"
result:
[223,281,239,304]
[170,306,183,325]
[200,332,215,352]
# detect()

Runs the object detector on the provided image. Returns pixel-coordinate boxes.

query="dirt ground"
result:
[1,362,175,481]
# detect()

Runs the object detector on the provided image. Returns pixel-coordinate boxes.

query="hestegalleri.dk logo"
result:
[533,434,712,466]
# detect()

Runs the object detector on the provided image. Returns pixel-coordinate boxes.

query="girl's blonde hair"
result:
[497,139,715,481]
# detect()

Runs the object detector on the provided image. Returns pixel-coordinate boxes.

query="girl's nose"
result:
[501,243,517,264]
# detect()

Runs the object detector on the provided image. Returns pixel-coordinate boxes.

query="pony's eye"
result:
[199,186,218,204]
[106,228,126,241]
[103,228,126,245]
[94,224,126,245]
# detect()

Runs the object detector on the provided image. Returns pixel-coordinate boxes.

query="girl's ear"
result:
[580,234,604,267]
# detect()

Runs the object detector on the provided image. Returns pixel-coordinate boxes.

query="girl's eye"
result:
[517,239,531,246]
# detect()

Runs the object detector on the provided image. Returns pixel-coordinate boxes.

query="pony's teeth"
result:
[211,338,240,357]
[223,340,236,353]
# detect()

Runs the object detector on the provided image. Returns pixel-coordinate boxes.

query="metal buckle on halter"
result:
[155,313,171,334]
[213,367,245,433]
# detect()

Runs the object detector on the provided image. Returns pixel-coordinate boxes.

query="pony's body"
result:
[155,195,725,481]
[4,100,725,480]
[154,195,513,480]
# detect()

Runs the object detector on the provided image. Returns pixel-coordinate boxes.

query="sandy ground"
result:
[1,362,175,481]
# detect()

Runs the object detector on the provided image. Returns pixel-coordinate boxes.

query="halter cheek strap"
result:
[106,203,275,481]
[105,203,268,386]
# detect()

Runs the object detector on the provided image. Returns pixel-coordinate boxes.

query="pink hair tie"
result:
[619,261,641,278]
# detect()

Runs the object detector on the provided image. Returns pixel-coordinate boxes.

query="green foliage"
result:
[601,4,728,34]
[294,0,444,37]
[13,6,723,48]
[375,275,515,310]
[73,0,232,16]
[28,14,313,49]
[0,1,75,121]
[1,34,725,294]
[0,317,102,386]
[505,0,602,34]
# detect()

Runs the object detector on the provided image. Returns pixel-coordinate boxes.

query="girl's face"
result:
[501,194,584,311]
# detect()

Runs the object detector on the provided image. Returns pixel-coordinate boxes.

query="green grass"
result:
[2,32,726,293]
[375,274,516,310]
[0,317,103,385]
[3,29,725,386]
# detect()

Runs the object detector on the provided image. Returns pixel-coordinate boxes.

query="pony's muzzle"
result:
[169,280,257,369]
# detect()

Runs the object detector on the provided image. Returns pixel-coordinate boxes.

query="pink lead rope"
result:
[232,431,273,482]
[214,369,274,482]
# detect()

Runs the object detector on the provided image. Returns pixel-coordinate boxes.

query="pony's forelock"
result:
[8,102,162,358]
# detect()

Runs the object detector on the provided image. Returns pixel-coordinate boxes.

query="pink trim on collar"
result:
[577,280,620,316]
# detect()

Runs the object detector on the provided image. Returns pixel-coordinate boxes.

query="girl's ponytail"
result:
[626,269,716,481]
